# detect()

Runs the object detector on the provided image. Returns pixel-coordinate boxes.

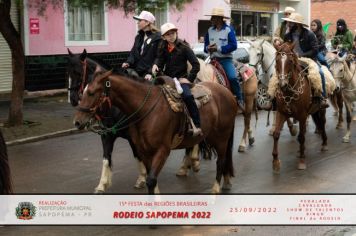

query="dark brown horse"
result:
[272,43,328,172]
[73,70,237,194]
[0,130,12,194]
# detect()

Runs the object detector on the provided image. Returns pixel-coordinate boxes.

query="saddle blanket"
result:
[268,57,336,98]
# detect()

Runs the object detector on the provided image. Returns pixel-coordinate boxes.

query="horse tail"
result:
[199,140,216,160]
[224,125,235,177]
[0,130,12,194]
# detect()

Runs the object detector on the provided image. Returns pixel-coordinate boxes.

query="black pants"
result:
[181,83,201,128]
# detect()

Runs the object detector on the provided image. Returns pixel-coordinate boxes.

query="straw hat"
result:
[282,13,308,27]
[161,23,178,36]
[133,11,155,24]
[284,6,295,14]
[205,7,230,19]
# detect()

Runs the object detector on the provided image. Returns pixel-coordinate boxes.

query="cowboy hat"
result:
[205,7,230,19]
[133,11,155,23]
[161,22,178,36]
[282,12,309,27]
[284,6,295,14]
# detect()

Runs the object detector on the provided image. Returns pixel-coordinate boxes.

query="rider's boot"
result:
[185,96,203,137]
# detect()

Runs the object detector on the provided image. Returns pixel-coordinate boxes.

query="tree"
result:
[0,0,192,126]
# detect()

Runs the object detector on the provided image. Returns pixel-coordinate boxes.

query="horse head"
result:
[67,49,109,107]
[73,67,113,130]
[329,57,350,89]
[274,43,298,89]
[248,39,265,67]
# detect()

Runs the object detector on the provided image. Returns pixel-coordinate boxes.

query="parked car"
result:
[191,41,251,64]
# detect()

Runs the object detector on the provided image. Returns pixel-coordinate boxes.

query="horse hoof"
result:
[222,183,232,190]
[249,137,255,146]
[336,124,342,129]
[298,162,306,170]
[176,168,189,176]
[134,180,146,189]
[321,145,328,152]
[342,137,350,143]
[94,188,105,194]
[272,160,281,173]
[211,188,220,194]
[290,127,298,136]
[238,145,245,152]
[269,129,275,136]
[191,161,200,172]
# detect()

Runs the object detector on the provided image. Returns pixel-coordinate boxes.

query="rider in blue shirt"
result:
[204,7,244,111]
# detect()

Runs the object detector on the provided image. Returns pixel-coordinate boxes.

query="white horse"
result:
[329,56,356,143]
[248,39,297,136]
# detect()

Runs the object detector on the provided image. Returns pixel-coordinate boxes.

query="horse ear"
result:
[67,48,74,57]
[246,39,253,45]
[80,49,87,62]
[259,39,265,47]
[273,43,281,51]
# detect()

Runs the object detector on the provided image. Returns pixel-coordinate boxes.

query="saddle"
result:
[235,61,256,82]
[159,78,212,113]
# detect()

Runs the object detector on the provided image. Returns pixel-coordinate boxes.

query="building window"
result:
[231,11,273,39]
[67,1,105,41]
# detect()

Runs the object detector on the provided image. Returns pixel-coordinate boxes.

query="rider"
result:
[331,19,354,57]
[273,6,295,46]
[283,12,329,109]
[122,11,161,80]
[310,19,329,69]
[204,7,244,111]
[151,23,202,137]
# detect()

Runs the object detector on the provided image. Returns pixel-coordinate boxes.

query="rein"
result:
[80,76,163,135]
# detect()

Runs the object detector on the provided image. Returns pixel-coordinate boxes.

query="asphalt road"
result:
[2,110,356,235]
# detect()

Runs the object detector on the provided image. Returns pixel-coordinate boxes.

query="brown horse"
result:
[272,43,328,172]
[73,70,237,194]
[194,58,258,153]
[0,130,12,194]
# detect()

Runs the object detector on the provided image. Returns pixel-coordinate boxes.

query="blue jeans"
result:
[317,52,329,69]
[218,58,243,101]
[317,63,326,98]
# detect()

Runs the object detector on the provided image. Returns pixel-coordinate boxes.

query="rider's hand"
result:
[122,62,129,69]
[152,64,159,75]
[144,74,152,81]
[207,44,217,53]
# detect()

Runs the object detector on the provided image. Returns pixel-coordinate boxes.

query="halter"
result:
[79,59,88,94]
[77,76,163,135]
[249,42,275,76]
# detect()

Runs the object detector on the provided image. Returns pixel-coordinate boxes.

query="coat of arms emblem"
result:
[15,202,36,220]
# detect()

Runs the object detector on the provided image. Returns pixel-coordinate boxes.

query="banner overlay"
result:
[0,195,353,225]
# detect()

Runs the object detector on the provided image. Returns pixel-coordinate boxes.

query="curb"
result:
[5,128,84,146]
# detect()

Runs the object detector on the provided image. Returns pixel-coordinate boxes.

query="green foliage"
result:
[29,0,193,16]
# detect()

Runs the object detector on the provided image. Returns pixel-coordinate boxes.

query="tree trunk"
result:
[0,0,24,126]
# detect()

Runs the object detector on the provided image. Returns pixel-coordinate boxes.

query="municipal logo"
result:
[15,202,36,220]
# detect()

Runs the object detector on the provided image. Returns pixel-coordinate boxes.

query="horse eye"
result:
[87,91,95,96]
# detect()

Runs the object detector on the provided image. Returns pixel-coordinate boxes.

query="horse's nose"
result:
[74,120,83,130]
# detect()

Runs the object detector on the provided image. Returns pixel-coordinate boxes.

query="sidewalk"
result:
[0,92,80,146]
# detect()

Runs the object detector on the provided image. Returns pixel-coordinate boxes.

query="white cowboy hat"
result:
[282,12,309,27]
[205,7,230,19]
[133,11,155,24]
[284,6,295,14]
[161,23,178,36]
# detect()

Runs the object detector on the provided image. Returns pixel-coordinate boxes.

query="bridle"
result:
[249,42,275,76]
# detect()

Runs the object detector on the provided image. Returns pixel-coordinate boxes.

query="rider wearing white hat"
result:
[273,6,296,45]
[122,11,161,80]
[204,7,245,111]
[283,12,329,109]
[152,23,202,136]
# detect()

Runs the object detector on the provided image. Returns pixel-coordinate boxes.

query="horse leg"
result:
[189,145,200,172]
[176,148,192,176]
[287,118,298,136]
[343,102,352,143]
[297,118,307,170]
[336,91,344,129]
[269,111,276,136]
[146,147,170,194]
[95,135,115,193]
[126,138,147,189]
[272,112,286,173]
[222,129,235,191]
[239,95,254,152]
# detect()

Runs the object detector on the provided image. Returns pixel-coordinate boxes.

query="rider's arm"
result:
[300,31,318,58]
[185,47,200,82]
[153,41,166,70]
[219,25,237,54]
[204,32,210,53]
[343,30,354,51]
[126,34,140,65]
